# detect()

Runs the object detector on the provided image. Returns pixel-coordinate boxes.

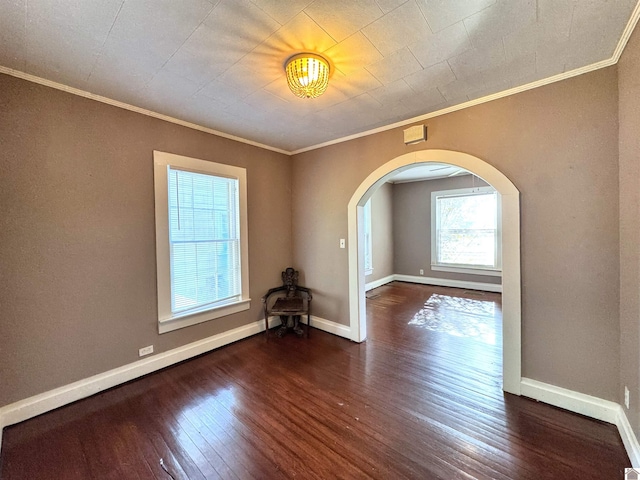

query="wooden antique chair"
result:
[262,267,312,338]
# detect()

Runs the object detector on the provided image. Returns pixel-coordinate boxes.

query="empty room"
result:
[2,1,640,478]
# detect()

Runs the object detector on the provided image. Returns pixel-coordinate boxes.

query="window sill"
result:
[159,298,251,334]
[431,265,502,277]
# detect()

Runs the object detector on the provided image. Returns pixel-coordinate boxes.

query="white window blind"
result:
[168,167,241,315]
[433,188,499,269]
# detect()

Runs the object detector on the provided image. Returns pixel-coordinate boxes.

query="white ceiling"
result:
[1,0,638,153]
[387,162,469,182]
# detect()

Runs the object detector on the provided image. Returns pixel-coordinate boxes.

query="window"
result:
[431,186,501,275]
[363,199,373,275]
[154,151,249,333]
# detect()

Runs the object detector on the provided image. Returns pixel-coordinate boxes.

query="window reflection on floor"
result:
[408,293,499,345]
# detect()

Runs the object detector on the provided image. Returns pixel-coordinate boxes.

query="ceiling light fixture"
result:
[284,53,330,99]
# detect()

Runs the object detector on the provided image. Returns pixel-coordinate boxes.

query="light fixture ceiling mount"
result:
[284,53,330,99]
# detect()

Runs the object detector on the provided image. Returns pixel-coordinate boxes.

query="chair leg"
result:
[276,316,289,337]
[293,315,304,337]
[307,313,310,338]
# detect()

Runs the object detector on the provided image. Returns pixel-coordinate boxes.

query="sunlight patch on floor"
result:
[408,293,498,345]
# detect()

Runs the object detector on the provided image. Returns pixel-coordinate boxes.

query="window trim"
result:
[363,199,373,276]
[431,186,502,275]
[431,265,502,277]
[153,151,250,334]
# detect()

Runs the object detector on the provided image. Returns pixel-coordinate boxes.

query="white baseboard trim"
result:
[616,406,640,467]
[394,274,502,293]
[520,378,619,423]
[0,314,352,456]
[0,318,267,454]
[521,377,640,466]
[308,315,352,339]
[268,315,351,340]
[2,327,636,466]
[365,274,395,292]
[364,273,502,294]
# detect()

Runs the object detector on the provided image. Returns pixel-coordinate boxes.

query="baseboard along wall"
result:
[0,315,351,457]
[0,320,265,431]
[365,274,395,291]
[618,407,640,467]
[520,378,640,467]
[0,317,637,467]
[365,274,502,293]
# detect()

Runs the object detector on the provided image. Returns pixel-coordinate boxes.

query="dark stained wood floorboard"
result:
[0,281,630,479]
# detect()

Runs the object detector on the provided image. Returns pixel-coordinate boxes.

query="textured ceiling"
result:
[388,163,468,182]
[1,0,638,153]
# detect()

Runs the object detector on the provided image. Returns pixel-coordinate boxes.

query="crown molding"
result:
[289,58,613,155]
[0,66,290,156]
[613,0,640,63]
[291,1,640,155]
[2,0,639,157]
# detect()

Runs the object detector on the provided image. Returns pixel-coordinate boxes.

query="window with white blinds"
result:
[168,168,241,314]
[154,151,250,334]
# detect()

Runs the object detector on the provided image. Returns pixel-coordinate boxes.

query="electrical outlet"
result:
[139,345,154,357]
[340,238,345,248]
[625,386,630,409]
[419,269,424,275]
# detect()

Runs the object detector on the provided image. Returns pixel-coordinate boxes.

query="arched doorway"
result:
[347,150,521,395]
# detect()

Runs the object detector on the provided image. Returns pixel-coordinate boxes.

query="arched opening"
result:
[348,150,521,395]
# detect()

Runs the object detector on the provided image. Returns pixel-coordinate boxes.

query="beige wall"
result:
[392,175,500,285]
[619,23,640,437]
[292,67,620,401]
[0,73,292,407]
[0,40,629,413]
[366,182,394,283]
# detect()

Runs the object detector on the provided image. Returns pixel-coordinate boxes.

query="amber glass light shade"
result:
[285,53,330,99]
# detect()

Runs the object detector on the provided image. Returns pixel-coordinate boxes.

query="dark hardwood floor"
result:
[0,282,630,479]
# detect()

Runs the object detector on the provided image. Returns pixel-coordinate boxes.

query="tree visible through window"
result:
[432,187,500,270]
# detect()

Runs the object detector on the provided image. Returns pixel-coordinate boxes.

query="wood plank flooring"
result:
[0,282,630,479]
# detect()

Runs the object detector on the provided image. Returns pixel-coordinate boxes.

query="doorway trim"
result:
[347,149,521,395]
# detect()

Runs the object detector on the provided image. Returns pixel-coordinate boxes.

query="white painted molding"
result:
[520,378,619,424]
[2,0,640,159]
[0,319,266,438]
[0,59,616,158]
[291,60,612,155]
[2,335,638,465]
[394,274,502,293]
[521,378,640,467]
[431,265,502,277]
[293,0,640,156]
[617,407,640,467]
[365,275,395,292]
[613,0,640,63]
[0,67,289,155]
[365,272,501,294]
[307,315,352,339]
[0,313,353,457]
[348,150,520,394]
[268,314,352,339]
